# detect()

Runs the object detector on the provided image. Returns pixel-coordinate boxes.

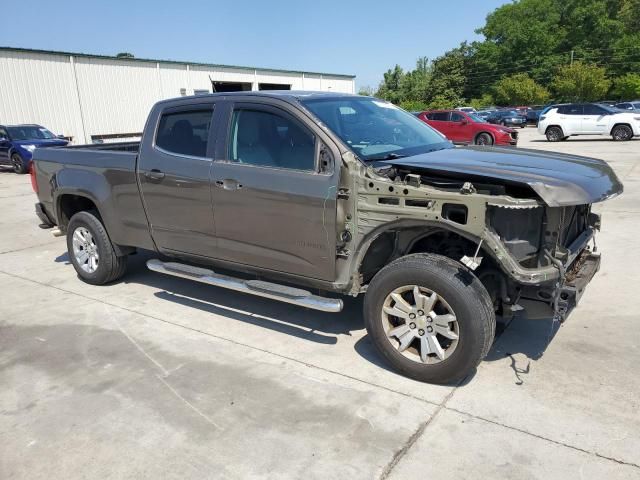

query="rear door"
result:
[210,99,339,281]
[426,111,452,139]
[557,104,583,134]
[582,104,609,134]
[137,103,217,257]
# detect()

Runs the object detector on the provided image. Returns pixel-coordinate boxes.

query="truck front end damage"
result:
[342,147,622,322]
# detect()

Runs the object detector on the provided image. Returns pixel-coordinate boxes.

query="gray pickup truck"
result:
[32,92,623,383]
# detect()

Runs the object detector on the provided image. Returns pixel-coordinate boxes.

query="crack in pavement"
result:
[0,268,638,472]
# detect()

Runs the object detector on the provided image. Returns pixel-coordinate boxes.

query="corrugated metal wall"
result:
[0,49,355,144]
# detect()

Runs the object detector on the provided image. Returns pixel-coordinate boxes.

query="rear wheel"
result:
[475,132,493,146]
[546,126,564,142]
[612,124,633,141]
[67,211,128,285]
[363,253,495,384]
[11,153,27,174]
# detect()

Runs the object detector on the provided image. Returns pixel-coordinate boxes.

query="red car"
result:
[417,110,518,146]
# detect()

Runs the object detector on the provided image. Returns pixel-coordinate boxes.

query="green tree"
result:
[376,65,405,104]
[493,73,550,105]
[612,73,640,99]
[428,46,468,106]
[116,52,134,58]
[552,62,611,101]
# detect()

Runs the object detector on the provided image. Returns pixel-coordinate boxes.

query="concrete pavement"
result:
[1,129,639,479]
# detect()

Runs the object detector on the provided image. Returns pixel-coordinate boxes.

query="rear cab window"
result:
[155,108,213,158]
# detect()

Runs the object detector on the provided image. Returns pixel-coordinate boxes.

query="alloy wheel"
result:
[72,226,99,273]
[381,285,459,364]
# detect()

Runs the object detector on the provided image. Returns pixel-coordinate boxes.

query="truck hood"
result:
[379,146,623,207]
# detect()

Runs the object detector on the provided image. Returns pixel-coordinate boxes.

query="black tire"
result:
[546,126,564,142]
[363,253,495,384]
[475,132,493,146]
[561,136,569,141]
[11,152,27,174]
[66,211,127,285]
[611,124,633,141]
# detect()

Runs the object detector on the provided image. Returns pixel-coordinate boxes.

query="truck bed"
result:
[60,141,140,152]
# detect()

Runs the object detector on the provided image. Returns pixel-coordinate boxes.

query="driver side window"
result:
[228,108,316,171]
[450,112,465,122]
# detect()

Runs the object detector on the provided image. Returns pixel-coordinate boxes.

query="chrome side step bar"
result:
[146,259,343,313]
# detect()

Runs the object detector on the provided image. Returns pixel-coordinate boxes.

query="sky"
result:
[0,0,507,89]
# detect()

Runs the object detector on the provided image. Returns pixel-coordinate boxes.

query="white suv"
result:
[537,103,640,141]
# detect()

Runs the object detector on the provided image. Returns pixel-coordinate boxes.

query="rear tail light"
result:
[30,162,38,193]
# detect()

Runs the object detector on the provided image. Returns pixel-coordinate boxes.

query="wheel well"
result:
[58,194,99,228]
[610,123,632,134]
[358,227,508,309]
[544,125,562,134]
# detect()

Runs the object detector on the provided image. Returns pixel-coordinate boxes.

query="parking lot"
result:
[1,128,639,479]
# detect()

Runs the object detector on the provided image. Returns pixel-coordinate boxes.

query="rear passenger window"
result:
[431,112,450,121]
[566,105,583,115]
[229,109,316,171]
[156,109,212,157]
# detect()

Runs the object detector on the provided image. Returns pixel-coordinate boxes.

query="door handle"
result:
[145,169,165,180]
[215,179,243,191]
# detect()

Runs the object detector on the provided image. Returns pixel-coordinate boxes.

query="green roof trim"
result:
[0,46,356,79]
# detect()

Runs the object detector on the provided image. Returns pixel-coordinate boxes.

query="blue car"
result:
[0,124,68,174]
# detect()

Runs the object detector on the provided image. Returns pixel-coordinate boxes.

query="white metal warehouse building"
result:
[0,47,356,144]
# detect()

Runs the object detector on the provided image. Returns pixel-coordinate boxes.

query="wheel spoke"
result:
[419,336,430,362]
[73,229,85,244]
[397,330,415,352]
[434,324,459,340]
[390,292,413,313]
[412,286,428,311]
[427,336,445,360]
[383,305,410,319]
[424,292,439,312]
[387,323,411,339]
[76,250,89,264]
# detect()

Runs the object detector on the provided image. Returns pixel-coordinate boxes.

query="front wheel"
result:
[612,124,633,141]
[475,132,493,146]
[546,126,564,142]
[11,153,28,174]
[66,210,128,285]
[363,253,495,384]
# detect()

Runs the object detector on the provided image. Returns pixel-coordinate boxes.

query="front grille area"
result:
[488,204,591,268]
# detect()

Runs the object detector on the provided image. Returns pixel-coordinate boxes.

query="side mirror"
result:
[460,119,468,124]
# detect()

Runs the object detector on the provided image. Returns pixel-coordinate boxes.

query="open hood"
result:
[378,146,623,206]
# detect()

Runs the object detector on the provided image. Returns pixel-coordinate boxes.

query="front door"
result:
[211,102,339,281]
[137,104,217,257]
[0,127,10,164]
[448,111,468,143]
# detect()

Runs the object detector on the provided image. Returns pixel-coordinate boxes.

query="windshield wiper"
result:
[365,152,407,162]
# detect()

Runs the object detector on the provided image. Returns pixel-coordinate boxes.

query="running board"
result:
[146,259,343,313]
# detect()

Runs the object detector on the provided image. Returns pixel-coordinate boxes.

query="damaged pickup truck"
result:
[31,92,623,383]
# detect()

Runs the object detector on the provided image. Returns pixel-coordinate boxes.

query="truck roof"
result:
[155,90,359,107]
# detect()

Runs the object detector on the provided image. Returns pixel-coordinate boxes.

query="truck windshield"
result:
[7,126,56,140]
[301,97,452,161]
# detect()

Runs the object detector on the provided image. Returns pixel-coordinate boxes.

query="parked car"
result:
[615,101,640,112]
[0,124,68,173]
[455,106,476,113]
[538,102,640,141]
[417,110,518,145]
[475,109,496,120]
[486,110,527,128]
[526,109,542,125]
[31,91,622,384]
